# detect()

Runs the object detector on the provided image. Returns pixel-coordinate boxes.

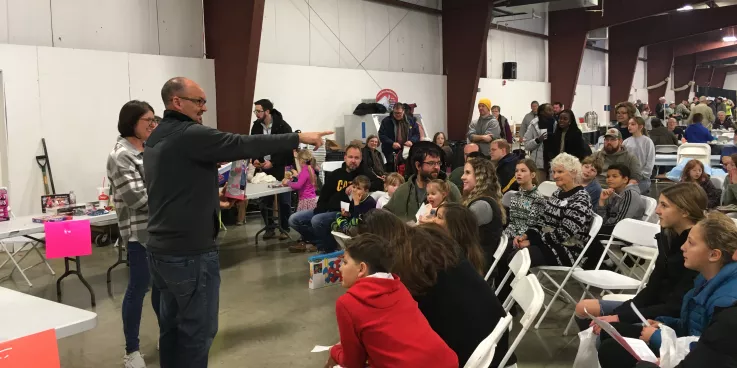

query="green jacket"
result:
[383,174,462,221]
[449,166,464,192]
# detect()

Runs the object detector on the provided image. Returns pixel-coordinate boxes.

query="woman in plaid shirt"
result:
[107,100,160,368]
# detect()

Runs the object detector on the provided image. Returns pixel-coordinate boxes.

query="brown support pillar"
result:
[443,0,493,140]
[712,68,729,89]
[548,11,588,108]
[694,68,715,87]
[646,43,673,109]
[204,0,265,134]
[673,55,696,103]
[608,25,640,109]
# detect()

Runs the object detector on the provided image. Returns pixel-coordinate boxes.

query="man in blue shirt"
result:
[684,113,716,144]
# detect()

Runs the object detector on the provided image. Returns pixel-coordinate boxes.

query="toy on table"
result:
[224,160,246,200]
[32,215,72,223]
[40,194,71,213]
[0,187,8,222]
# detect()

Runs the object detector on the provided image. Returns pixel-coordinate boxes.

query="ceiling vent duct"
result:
[587,27,608,40]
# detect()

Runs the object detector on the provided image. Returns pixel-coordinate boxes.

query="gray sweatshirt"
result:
[592,147,642,186]
[597,184,645,226]
[468,115,500,156]
[622,135,655,180]
[520,112,537,140]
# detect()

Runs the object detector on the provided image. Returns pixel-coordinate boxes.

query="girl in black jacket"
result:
[574,183,707,329]
[358,210,514,368]
[547,109,589,161]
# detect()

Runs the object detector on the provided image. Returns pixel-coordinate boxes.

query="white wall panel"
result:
[579,48,606,86]
[254,62,446,138]
[128,53,217,128]
[259,0,441,74]
[50,0,159,54]
[0,0,202,57]
[725,72,737,91]
[37,47,130,206]
[633,60,646,89]
[487,29,546,82]
[573,85,610,125]
[0,44,44,216]
[157,0,204,58]
[6,0,52,46]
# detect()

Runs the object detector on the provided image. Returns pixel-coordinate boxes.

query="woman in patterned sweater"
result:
[504,159,546,238]
[513,153,594,267]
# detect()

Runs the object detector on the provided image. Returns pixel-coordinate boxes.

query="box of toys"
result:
[308,250,344,289]
[0,187,8,222]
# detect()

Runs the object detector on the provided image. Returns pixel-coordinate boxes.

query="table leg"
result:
[106,240,128,295]
[57,256,96,307]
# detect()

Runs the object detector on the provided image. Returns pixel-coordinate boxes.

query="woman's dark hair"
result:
[537,103,550,117]
[651,117,663,128]
[396,224,461,295]
[118,100,154,138]
[433,132,447,146]
[355,209,410,242]
[436,203,485,274]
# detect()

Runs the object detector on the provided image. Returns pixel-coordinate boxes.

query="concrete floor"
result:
[1,219,588,368]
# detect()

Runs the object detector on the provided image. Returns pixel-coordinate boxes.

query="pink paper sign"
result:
[44,220,92,259]
[0,329,60,367]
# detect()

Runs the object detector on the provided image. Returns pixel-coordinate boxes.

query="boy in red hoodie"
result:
[327,234,458,368]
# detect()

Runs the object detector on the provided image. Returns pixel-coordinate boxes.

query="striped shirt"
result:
[107,137,149,246]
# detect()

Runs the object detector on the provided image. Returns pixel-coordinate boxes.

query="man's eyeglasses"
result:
[423,161,442,167]
[178,96,207,107]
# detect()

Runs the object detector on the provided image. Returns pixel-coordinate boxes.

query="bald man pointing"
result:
[143,77,330,368]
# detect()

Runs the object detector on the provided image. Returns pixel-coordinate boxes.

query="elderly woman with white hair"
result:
[496,153,594,298]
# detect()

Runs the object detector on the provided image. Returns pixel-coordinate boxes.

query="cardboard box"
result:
[308,250,344,289]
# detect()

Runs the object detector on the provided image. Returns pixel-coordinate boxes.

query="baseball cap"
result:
[604,128,622,139]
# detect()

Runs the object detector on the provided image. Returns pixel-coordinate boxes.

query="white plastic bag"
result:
[573,327,601,368]
[658,324,700,368]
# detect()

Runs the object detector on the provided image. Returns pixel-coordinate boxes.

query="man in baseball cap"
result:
[591,128,641,187]
[467,98,501,156]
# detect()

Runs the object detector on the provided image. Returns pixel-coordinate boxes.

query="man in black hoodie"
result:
[144,77,330,368]
[489,139,518,193]
[288,144,363,253]
[252,99,293,240]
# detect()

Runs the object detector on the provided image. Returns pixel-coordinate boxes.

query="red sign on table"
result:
[0,329,60,367]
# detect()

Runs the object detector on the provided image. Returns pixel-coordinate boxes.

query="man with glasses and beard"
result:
[590,128,642,188]
[384,142,462,221]
[251,99,293,240]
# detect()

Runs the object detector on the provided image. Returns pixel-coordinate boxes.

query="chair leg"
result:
[32,244,56,275]
[1,244,32,287]
[535,271,572,330]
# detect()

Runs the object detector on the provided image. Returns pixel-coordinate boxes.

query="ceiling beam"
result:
[587,0,693,30]
[695,45,737,64]
[672,30,737,57]
[363,0,442,15]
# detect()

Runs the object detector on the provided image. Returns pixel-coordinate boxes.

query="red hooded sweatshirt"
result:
[330,274,458,368]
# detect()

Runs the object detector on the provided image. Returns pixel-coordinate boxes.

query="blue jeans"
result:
[148,251,220,368]
[260,192,292,232]
[122,241,160,354]
[288,210,339,252]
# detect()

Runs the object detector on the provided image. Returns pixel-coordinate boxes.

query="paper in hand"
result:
[584,308,655,362]
[340,201,350,212]
[311,345,332,353]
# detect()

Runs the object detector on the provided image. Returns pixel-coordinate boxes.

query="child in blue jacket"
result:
[598,212,737,368]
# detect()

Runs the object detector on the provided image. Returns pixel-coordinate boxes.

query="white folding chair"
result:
[711,175,725,190]
[498,274,545,368]
[563,219,661,335]
[602,293,635,302]
[502,191,516,208]
[495,248,531,298]
[484,234,508,281]
[370,191,386,201]
[533,214,603,329]
[321,161,343,173]
[537,181,558,197]
[331,231,351,250]
[677,143,711,166]
[641,196,658,223]
[655,145,679,154]
[463,314,514,368]
[0,210,54,287]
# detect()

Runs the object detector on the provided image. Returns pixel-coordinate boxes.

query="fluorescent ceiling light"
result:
[677,5,694,11]
[725,36,737,42]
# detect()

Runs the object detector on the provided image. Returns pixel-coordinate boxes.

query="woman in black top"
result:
[358,210,514,367]
[360,135,387,191]
[574,183,706,330]
[547,109,588,161]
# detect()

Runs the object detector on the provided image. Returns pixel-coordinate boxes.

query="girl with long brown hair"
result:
[680,159,721,209]
[622,116,655,194]
[504,159,546,238]
[431,202,486,274]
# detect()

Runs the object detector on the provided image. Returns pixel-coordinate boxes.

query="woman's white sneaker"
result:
[124,351,147,368]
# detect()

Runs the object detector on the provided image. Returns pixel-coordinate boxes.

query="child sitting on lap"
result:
[417,179,450,222]
[332,175,376,234]
[327,234,458,368]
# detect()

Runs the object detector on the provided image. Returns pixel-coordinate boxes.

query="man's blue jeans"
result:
[288,210,339,252]
[148,251,220,368]
[123,242,160,354]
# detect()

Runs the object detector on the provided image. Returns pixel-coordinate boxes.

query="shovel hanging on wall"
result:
[35,138,56,195]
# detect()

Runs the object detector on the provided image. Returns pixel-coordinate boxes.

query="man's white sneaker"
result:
[124,351,147,368]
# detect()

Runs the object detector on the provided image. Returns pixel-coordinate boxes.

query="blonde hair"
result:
[384,172,405,189]
[660,183,707,228]
[427,179,451,202]
[296,149,317,186]
[551,152,583,183]
[463,157,506,224]
[697,212,737,265]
